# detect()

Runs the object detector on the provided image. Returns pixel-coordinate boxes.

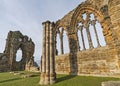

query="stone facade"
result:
[54,0,120,76]
[40,0,120,85]
[0,31,37,72]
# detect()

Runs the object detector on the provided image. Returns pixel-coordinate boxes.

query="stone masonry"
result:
[40,0,120,85]
[0,31,37,72]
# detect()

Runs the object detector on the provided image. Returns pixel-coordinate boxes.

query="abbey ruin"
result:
[0,31,37,72]
[40,0,120,85]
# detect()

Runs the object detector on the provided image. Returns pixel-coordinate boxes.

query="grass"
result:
[0,71,120,86]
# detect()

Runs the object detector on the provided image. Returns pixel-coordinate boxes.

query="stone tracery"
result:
[77,13,106,50]
[56,27,69,55]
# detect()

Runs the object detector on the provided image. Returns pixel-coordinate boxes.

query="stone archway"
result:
[69,2,117,50]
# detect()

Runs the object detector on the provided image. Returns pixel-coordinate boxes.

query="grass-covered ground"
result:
[0,71,120,86]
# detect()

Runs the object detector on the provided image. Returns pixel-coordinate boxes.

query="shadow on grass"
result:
[0,78,21,83]
[56,75,76,83]
[28,74,40,78]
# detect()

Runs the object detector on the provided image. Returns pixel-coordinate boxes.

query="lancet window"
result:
[56,27,69,55]
[77,13,106,50]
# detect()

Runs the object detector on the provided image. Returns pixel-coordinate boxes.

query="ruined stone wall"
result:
[108,0,120,44]
[40,0,120,85]
[54,0,120,76]
[0,31,37,72]
[55,46,119,76]
[0,53,10,72]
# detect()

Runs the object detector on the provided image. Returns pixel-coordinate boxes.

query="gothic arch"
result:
[70,3,103,31]
[69,1,116,48]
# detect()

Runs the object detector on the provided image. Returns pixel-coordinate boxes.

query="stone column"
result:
[40,21,56,85]
[39,22,46,85]
[54,34,57,55]
[85,23,93,49]
[91,20,101,47]
[50,22,56,84]
[76,31,80,51]
[40,56,42,72]
[44,21,50,85]
[79,26,86,50]
[60,32,64,54]
[100,5,117,48]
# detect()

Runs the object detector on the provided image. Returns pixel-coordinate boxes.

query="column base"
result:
[50,73,56,84]
[44,79,50,85]
[39,72,45,85]
[50,78,56,84]
[39,80,44,85]
[44,74,50,85]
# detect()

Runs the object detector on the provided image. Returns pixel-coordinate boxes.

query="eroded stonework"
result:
[54,0,120,76]
[0,31,37,72]
[40,0,120,85]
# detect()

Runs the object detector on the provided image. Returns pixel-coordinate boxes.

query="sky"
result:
[0,0,86,62]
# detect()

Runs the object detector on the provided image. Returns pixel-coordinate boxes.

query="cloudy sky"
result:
[0,0,86,62]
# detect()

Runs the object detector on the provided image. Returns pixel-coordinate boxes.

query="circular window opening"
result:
[16,49,22,62]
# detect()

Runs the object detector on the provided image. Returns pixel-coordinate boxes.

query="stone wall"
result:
[0,53,10,72]
[55,46,120,76]
[40,0,120,85]
[55,54,70,74]
[102,81,120,86]
[0,31,38,72]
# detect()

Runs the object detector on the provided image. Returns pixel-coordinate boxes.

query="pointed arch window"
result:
[77,13,106,50]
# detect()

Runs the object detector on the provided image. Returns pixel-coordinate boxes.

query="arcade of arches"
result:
[40,0,120,85]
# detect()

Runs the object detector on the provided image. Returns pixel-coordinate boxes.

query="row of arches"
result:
[55,13,106,55]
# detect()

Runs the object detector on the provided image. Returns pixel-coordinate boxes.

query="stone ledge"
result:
[102,81,120,86]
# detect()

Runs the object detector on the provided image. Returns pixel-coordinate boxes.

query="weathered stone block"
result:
[102,81,120,86]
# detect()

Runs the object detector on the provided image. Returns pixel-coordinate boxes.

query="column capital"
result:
[42,20,51,25]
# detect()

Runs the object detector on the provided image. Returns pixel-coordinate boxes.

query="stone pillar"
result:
[85,24,93,49]
[79,26,86,50]
[39,22,46,85]
[68,32,78,74]
[50,22,56,84]
[91,20,101,47]
[100,5,117,48]
[60,32,64,54]
[40,56,42,72]
[44,21,50,85]
[54,34,57,55]
[40,21,56,85]
[76,31,80,51]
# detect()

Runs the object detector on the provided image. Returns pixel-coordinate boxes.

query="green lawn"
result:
[0,71,120,86]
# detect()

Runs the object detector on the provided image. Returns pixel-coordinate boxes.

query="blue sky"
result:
[0,0,85,61]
